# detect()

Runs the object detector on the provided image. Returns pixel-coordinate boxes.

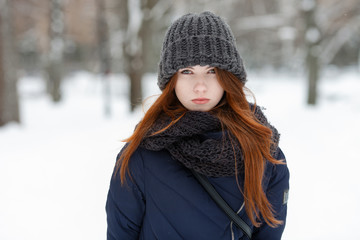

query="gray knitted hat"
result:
[157,11,247,90]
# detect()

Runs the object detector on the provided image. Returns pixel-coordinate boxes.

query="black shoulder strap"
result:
[191,169,252,239]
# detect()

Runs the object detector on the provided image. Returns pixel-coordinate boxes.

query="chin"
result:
[182,101,214,111]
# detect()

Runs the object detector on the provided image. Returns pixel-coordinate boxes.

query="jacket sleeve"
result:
[106,148,145,240]
[252,148,290,240]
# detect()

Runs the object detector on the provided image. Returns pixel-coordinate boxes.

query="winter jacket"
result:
[106,134,289,240]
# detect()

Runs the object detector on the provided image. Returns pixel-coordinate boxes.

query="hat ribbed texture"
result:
[157,11,247,90]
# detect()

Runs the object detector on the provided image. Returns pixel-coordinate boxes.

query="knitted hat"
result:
[157,11,247,90]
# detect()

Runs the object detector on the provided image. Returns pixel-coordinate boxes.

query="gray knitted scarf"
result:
[140,106,280,177]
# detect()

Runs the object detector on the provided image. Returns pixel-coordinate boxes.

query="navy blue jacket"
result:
[106,139,289,239]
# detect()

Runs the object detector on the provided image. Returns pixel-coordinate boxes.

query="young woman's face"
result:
[175,65,224,111]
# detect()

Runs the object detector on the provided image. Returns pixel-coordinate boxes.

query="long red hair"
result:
[115,68,283,227]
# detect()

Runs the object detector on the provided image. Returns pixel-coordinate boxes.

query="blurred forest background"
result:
[0,0,359,126]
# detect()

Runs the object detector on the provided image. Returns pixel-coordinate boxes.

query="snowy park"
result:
[1,0,360,239]
[0,68,359,240]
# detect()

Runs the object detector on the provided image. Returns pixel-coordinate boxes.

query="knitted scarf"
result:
[140,105,280,177]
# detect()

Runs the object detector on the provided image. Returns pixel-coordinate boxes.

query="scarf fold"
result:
[140,105,280,177]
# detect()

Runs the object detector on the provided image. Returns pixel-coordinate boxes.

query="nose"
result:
[193,79,207,93]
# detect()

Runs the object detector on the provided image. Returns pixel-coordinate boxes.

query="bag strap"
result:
[191,169,252,239]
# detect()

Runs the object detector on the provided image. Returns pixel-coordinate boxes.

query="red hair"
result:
[115,68,283,227]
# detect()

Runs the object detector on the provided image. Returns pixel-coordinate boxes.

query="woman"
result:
[106,11,289,240]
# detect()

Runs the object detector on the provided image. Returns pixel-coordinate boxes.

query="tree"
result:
[45,0,65,102]
[317,0,360,67]
[300,0,360,105]
[302,0,321,105]
[96,0,111,116]
[0,0,20,126]
[121,0,144,111]
[117,0,173,111]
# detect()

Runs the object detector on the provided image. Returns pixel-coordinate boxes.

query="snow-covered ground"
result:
[0,68,359,240]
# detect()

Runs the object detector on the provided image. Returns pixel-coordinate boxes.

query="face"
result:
[175,65,224,111]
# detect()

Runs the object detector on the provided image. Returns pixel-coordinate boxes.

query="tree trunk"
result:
[129,59,143,111]
[0,10,4,126]
[302,0,321,105]
[123,0,143,112]
[358,48,360,73]
[306,49,319,105]
[96,0,111,116]
[0,0,20,126]
[46,62,62,102]
[45,0,64,102]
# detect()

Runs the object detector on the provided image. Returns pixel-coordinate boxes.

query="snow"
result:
[278,27,296,41]
[301,0,316,11]
[0,68,359,239]
[305,27,321,43]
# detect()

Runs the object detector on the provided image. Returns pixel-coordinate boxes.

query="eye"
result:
[208,68,216,74]
[180,69,192,74]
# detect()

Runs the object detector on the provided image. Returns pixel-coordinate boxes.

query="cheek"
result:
[212,81,225,100]
[175,80,188,102]
[214,89,225,104]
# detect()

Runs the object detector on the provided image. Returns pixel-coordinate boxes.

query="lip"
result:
[191,98,210,104]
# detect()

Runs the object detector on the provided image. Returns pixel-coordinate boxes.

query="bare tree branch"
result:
[234,14,289,31]
[147,0,174,21]
[320,15,360,66]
